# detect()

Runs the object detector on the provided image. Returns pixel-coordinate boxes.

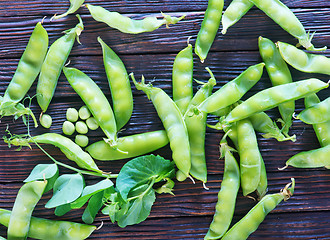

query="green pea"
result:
[40,113,52,129]
[86,117,99,130]
[52,0,85,20]
[297,96,330,124]
[75,135,89,148]
[78,105,91,120]
[62,121,75,135]
[66,107,79,122]
[75,121,88,134]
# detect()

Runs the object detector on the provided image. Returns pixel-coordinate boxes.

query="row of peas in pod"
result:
[0,0,329,239]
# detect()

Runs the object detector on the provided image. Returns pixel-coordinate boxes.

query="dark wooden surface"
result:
[0,0,329,239]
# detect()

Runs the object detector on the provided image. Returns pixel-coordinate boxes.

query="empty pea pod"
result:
[195,0,224,62]
[131,73,191,180]
[172,42,193,115]
[221,178,295,240]
[86,4,184,34]
[278,41,330,75]
[7,181,47,240]
[221,0,253,34]
[0,208,96,240]
[223,78,329,124]
[37,15,83,113]
[98,37,133,130]
[86,130,169,161]
[63,67,117,148]
[52,0,85,20]
[249,0,326,51]
[297,96,330,124]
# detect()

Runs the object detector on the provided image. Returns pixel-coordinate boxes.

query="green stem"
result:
[126,178,156,201]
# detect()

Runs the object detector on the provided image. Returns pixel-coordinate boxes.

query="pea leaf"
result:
[45,173,84,208]
[82,191,104,224]
[116,154,174,201]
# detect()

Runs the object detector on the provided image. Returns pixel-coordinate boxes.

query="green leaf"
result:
[45,173,84,208]
[54,203,72,216]
[116,184,156,228]
[82,191,104,224]
[24,164,58,182]
[70,179,113,209]
[155,178,175,196]
[116,154,174,201]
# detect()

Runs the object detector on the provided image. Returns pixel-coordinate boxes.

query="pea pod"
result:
[221,178,295,240]
[278,41,330,75]
[221,0,253,34]
[297,96,330,124]
[0,208,96,240]
[258,36,294,137]
[304,94,330,147]
[7,181,47,240]
[131,73,191,180]
[86,130,169,161]
[249,0,326,51]
[223,78,329,124]
[63,67,117,148]
[195,0,224,62]
[86,4,184,34]
[98,37,133,130]
[204,137,240,239]
[52,0,84,20]
[37,15,84,113]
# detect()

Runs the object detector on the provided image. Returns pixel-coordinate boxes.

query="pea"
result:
[66,107,79,122]
[40,114,52,129]
[75,121,88,134]
[62,121,75,136]
[78,105,91,120]
[86,117,99,130]
[75,135,89,148]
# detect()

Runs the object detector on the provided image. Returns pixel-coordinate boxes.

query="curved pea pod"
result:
[297,96,330,124]
[86,130,169,160]
[2,22,48,104]
[131,73,191,180]
[259,36,294,137]
[195,0,224,62]
[98,37,133,130]
[224,78,329,124]
[204,138,240,239]
[7,181,47,240]
[278,41,330,75]
[172,43,193,115]
[37,15,84,113]
[221,0,253,34]
[197,63,265,114]
[52,0,85,20]
[222,178,295,240]
[249,0,326,51]
[63,67,117,147]
[32,133,101,173]
[285,145,330,169]
[86,4,184,34]
[0,208,96,240]
[304,94,330,147]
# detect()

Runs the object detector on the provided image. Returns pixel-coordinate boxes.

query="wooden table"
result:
[0,1,329,239]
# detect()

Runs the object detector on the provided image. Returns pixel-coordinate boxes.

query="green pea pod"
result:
[278,41,330,75]
[204,138,240,239]
[86,130,169,161]
[0,208,96,240]
[195,0,224,62]
[98,37,133,130]
[37,15,84,113]
[224,78,329,124]
[304,94,330,147]
[197,63,265,114]
[259,36,294,137]
[7,181,47,240]
[297,96,330,124]
[249,0,326,51]
[63,67,118,148]
[172,42,193,115]
[221,0,253,34]
[52,0,85,20]
[86,4,184,34]
[222,178,295,240]
[185,69,216,183]
[285,145,330,169]
[131,73,191,180]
